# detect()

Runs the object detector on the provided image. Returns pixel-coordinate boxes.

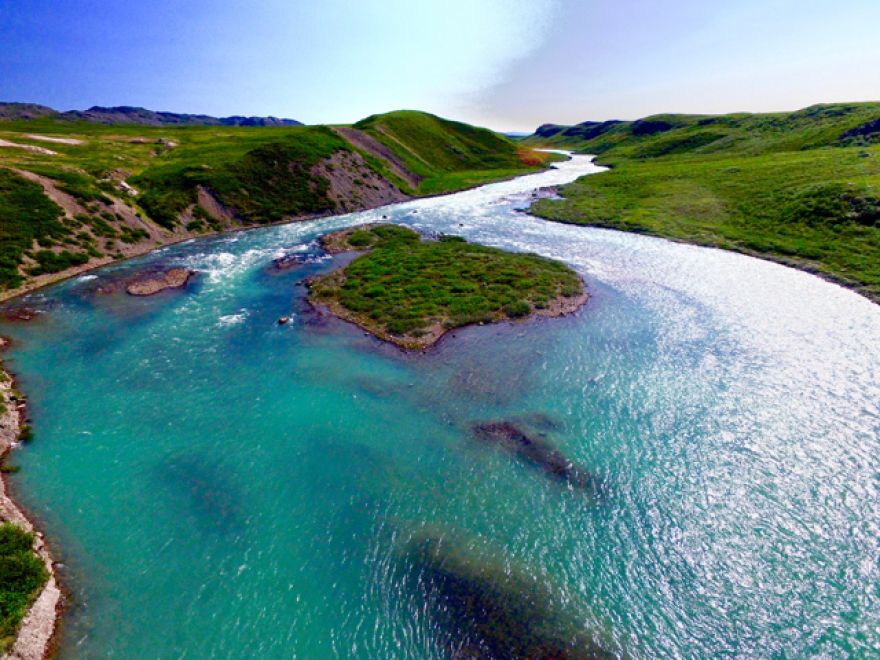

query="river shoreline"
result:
[0,346,62,660]
[309,286,588,351]
[0,163,559,307]
[531,156,880,306]
[0,162,566,656]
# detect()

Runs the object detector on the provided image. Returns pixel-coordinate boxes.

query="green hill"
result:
[527,102,880,157]
[0,109,550,298]
[527,103,880,302]
[353,110,537,193]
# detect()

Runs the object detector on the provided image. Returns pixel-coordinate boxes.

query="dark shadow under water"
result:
[471,422,599,493]
[405,533,616,659]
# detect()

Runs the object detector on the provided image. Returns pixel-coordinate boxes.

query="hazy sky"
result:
[1,0,878,131]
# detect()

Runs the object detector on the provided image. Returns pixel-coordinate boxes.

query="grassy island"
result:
[308,224,586,349]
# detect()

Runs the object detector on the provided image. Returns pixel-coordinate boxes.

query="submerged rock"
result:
[407,534,615,659]
[2,306,38,322]
[94,280,126,296]
[160,456,242,533]
[126,267,194,296]
[472,421,597,492]
[271,252,325,271]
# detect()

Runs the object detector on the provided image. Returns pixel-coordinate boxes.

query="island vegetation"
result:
[308,224,586,349]
[525,102,880,302]
[0,105,556,300]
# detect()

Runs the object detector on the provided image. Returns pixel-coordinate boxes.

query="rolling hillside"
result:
[526,103,880,302]
[526,102,880,157]
[352,110,540,193]
[0,109,551,298]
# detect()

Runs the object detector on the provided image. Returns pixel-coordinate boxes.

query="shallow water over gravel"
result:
[3,155,880,657]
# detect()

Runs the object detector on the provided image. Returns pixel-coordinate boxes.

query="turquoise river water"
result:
[2,155,879,657]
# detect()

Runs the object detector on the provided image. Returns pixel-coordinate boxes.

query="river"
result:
[2,154,879,657]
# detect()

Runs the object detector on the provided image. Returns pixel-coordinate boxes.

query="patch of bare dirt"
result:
[14,169,164,257]
[333,127,422,189]
[24,135,84,146]
[311,151,409,213]
[196,186,238,228]
[13,170,84,218]
[0,140,57,156]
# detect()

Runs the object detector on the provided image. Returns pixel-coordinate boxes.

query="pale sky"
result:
[1,0,878,131]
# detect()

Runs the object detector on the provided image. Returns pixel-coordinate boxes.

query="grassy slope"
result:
[527,102,880,156]
[131,125,351,227]
[0,111,547,296]
[353,110,551,194]
[528,103,880,301]
[309,225,583,346]
[0,170,80,288]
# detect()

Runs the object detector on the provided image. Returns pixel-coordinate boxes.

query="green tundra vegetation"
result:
[0,523,48,651]
[0,170,78,289]
[527,102,880,302]
[0,109,549,296]
[309,225,584,347]
[132,125,351,228]
[353,110,553,194]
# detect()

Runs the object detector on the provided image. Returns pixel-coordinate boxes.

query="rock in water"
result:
[2,307,37,322]
[472,421,597,491]
[126,268,194,296]
[271,252,324,271]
